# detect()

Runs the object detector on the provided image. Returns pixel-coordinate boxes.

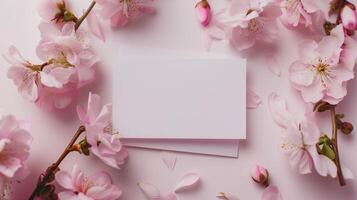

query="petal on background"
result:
[265,54,281,77]
[138,182,161,199]
[262,185,283,200]
[161,151,177,171]
[268,93,295,129]
[174,172,200,193]
[217,192,240,200]
[87,11,105,42]
[247,89,262,109]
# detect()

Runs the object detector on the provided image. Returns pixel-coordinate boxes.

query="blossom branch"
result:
[75,1,96,30]
[330,107,346,186]
[28,125,86,200]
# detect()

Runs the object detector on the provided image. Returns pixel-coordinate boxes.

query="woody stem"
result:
[330,107,346,186]
[28,125,86,200]
[75,1,96,30]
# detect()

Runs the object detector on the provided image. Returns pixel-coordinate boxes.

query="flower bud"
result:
[341,122,353,135]
[195,0,211,27]
[251,164,269,186]
[341,5,357,31]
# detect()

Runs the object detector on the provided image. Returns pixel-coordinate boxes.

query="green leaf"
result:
[322,144,336,160]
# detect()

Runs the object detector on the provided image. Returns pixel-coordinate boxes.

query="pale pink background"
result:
[0,0,356,199]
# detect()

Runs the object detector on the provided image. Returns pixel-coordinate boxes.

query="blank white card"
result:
[113,58,246,140]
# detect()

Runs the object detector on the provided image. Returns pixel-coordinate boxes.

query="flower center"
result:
[248,19,263,33]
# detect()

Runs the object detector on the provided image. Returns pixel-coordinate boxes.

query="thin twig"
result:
[75,1,96,30]
[330,107,346,186]
[28,126,86,200]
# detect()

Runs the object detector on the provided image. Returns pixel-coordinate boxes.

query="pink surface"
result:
[0,0,356,200]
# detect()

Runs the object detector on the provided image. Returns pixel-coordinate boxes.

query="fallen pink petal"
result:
[174,172,200,193]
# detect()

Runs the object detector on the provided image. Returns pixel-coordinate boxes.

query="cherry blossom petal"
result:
[262,185,283,200]
[247,89,261,109]
[138,182,161,199]
[161,151,177,171]
[268,93,295,129]
[309,149,337,178]
[56,171,75,190]
[217,192,240,200]
[87,12,105,42]
[289,61,314,87]
[174,172,200,193]
[266,54,281,77]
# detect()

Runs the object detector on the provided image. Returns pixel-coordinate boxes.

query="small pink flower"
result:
[251,164,269,186]
[289,25,357,104]
[38,0,77,24]
[37,22,99,88]
[195,0,211,27]
[56,164,122,200]
[95,0,155,27]
[280,0,320,28]
[341,5,357,31]
[77,93,128,169]
[0,115,32,194]
[213,0,282,51]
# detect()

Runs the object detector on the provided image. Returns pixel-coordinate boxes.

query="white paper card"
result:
[113,58,246,140]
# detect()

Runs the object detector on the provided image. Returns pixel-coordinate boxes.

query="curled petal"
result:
[138,182,161,199]
[262,185,283,200]
[268,93,295,129]
[247,89,261,109]
[174,172,200,193]
[161,151,177,171]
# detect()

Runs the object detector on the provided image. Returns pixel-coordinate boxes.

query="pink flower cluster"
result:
[0,115,32,196]
[268,93,354,178]
[289,25,357,105]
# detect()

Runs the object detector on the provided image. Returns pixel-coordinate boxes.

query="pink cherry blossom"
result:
[212,0,282,51]
[38,0,77,24]
[251,164,269,185]
[37,22,99,88]
[341,5,357,31]
[95,0,155,27]
[289,25,357,105]
[280,0,320,28]
[268,93,337,176]
[4,46,76,110]
[0,115,32,195]
[56,164,121,200]
[77,92,128,169]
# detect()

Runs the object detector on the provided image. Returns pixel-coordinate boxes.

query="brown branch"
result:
[330,107,346,186]
[28,125,86,200]
[75,1,96,31]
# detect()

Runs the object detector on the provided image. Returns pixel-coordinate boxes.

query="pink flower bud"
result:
[251,164,269,186]
[195,0,211,27]
[341,5,357,31]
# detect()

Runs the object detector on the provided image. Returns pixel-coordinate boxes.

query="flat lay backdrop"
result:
[1,0,357,199]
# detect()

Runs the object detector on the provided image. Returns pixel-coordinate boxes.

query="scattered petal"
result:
[217,192,240,200]
[247,89,262,109]
[161,151,177,171]
[138,182,161,199]
[265,54,281,77]
[262,185,283,200]
[174,172,200,193]
[268,93,295,129]
[87,11,105,42]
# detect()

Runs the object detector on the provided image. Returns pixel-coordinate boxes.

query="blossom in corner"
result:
[279,0,321,29]
[0,115,32,195]
[289,25,357,105]
[77,92,128,169]
[212,0,282,51]
[56,164,122,200]
[95,0,155,27]
[268,93,337,176]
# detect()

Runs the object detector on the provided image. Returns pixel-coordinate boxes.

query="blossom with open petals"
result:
[0,115,32,195]
[95,0,155,27]
[38,0,77,24]
[77,93,128,169]
[212,0,282,51]
[56,164,121,200]
[280,0,320,28]
[268,93,337,176]
[289,25,357,104]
